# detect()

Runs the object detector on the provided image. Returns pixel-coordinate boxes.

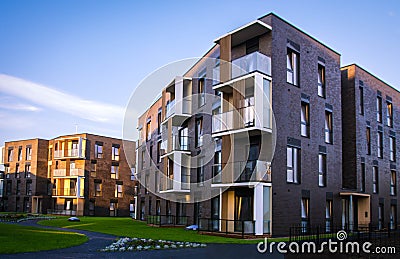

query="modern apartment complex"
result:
[2,138,51,213]
[1,134,137,217]
[341,64,398,231]
[135,13,399,236]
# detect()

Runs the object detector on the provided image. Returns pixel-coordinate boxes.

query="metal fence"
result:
[146,215,189,226]
[289,223,400,246]
[198,218,255,238]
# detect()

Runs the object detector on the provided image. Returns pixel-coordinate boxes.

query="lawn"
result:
[0,223,88,254]
[38,217,267,244]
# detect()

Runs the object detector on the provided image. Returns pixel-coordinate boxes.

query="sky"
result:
[0,0,399,148]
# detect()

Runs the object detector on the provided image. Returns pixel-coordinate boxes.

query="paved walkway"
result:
[1,220,284,259]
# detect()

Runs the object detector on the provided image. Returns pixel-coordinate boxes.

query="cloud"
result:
[0,74,124,124]
[0,97,42,112]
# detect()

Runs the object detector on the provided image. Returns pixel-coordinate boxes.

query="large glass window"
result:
[377,96,382,123]
[377,131,383,158]
[287,48,299,86]
[325,200,332,232]
[318,64,325,97]
[112,145,120,161]
[318,153,327,187]
[287,146,300,184]
[301,198,309,231]
[372,166,379,193]
[195,117,204,147]
[325,110,333,144]
[301,102,310,137]
[95,143,103,159]
[390,171,397,196]
[366,127,371,155]
[390,136,396,162]
[26,146,32,160]
[386,101,393,127]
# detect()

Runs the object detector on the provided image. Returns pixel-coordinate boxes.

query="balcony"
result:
[53,168,84,177]
[161,135,190,157]
[163,76,192,124]
[70,169,84,176]
[53,169,66,177]
[54,148,84,159]
[231,52,271,79]
[52,188,77,197]
[212,160,271,185]
[212,105,255,134]
[159,156,190,193]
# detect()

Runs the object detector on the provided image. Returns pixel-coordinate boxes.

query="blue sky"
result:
[0,0,399,147]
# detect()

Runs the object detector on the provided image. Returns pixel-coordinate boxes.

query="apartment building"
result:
[342,64,398,230]
[1,134,137,217]
[2,139,51,213]
[136,13,346,236]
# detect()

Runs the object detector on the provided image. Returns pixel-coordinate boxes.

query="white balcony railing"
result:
[53,169,66,177]
[212,106,255,134]
[231,51,271,79]
[68,149,79,157]
[165,99,192,119]
[70,168,84,176]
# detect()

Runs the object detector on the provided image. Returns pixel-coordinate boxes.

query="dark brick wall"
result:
[341,64,400,227]
[260,14,343,236]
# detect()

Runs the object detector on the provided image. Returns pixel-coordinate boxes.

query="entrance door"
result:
[234,188,253,232]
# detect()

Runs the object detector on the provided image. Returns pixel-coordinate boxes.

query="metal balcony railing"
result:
[52,188,77,196]
[212,160,271,184]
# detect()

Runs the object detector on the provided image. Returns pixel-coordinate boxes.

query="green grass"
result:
[0,223,88,254]
[39,217,268,244]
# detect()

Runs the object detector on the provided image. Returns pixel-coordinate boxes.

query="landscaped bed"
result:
[101,237,206,252]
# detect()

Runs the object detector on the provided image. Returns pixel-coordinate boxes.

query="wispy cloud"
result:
[0,74,124,124]
[0,96,42,112]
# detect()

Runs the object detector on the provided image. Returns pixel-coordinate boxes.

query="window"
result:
[18,146,22,161]
[372,166,379,193]
[16,180,21,195]
[95,143,103,159]
[6,181,12,195]
[26,182,32,195]
[25,146,32,160]
[157,109,162,135]
[246,37,259,54]
[156,200,161,216]
[301,198,309,230]
[361,162,366,192]
[25,164,31,178]
[110,202,117,216]
[366,127,371,155]
[89,201,95,216]
[197,157,204,186]
[195,117,204,147]
[390,171,397,196]
[287,48,299,86]
[324,111,333,144]
[318,64,325,97]
[131,167,136,181]
[301,102,310,137]
[148,198,152,215]
[287,146,300,184]
[141,149,145,169]
[378,204,384,230]
[111,164,119,179]
[359,86,364,115]
[318,153,327,187]
[8,148,14,162]
[377,96,382,123]
[325,200,332,232]
[5,166,10,179]
[112,145,120,161]
[90,160,97,177]
[390,136,396,162]
[94,182,102,196]
[390,205,397,230]
[115,184,123,198]
[386,101,393,127]
[198,78,205,107]
[377,131,383,158]
[146,119,151,141]
[15,164,20,178]
[157,141,161,163]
